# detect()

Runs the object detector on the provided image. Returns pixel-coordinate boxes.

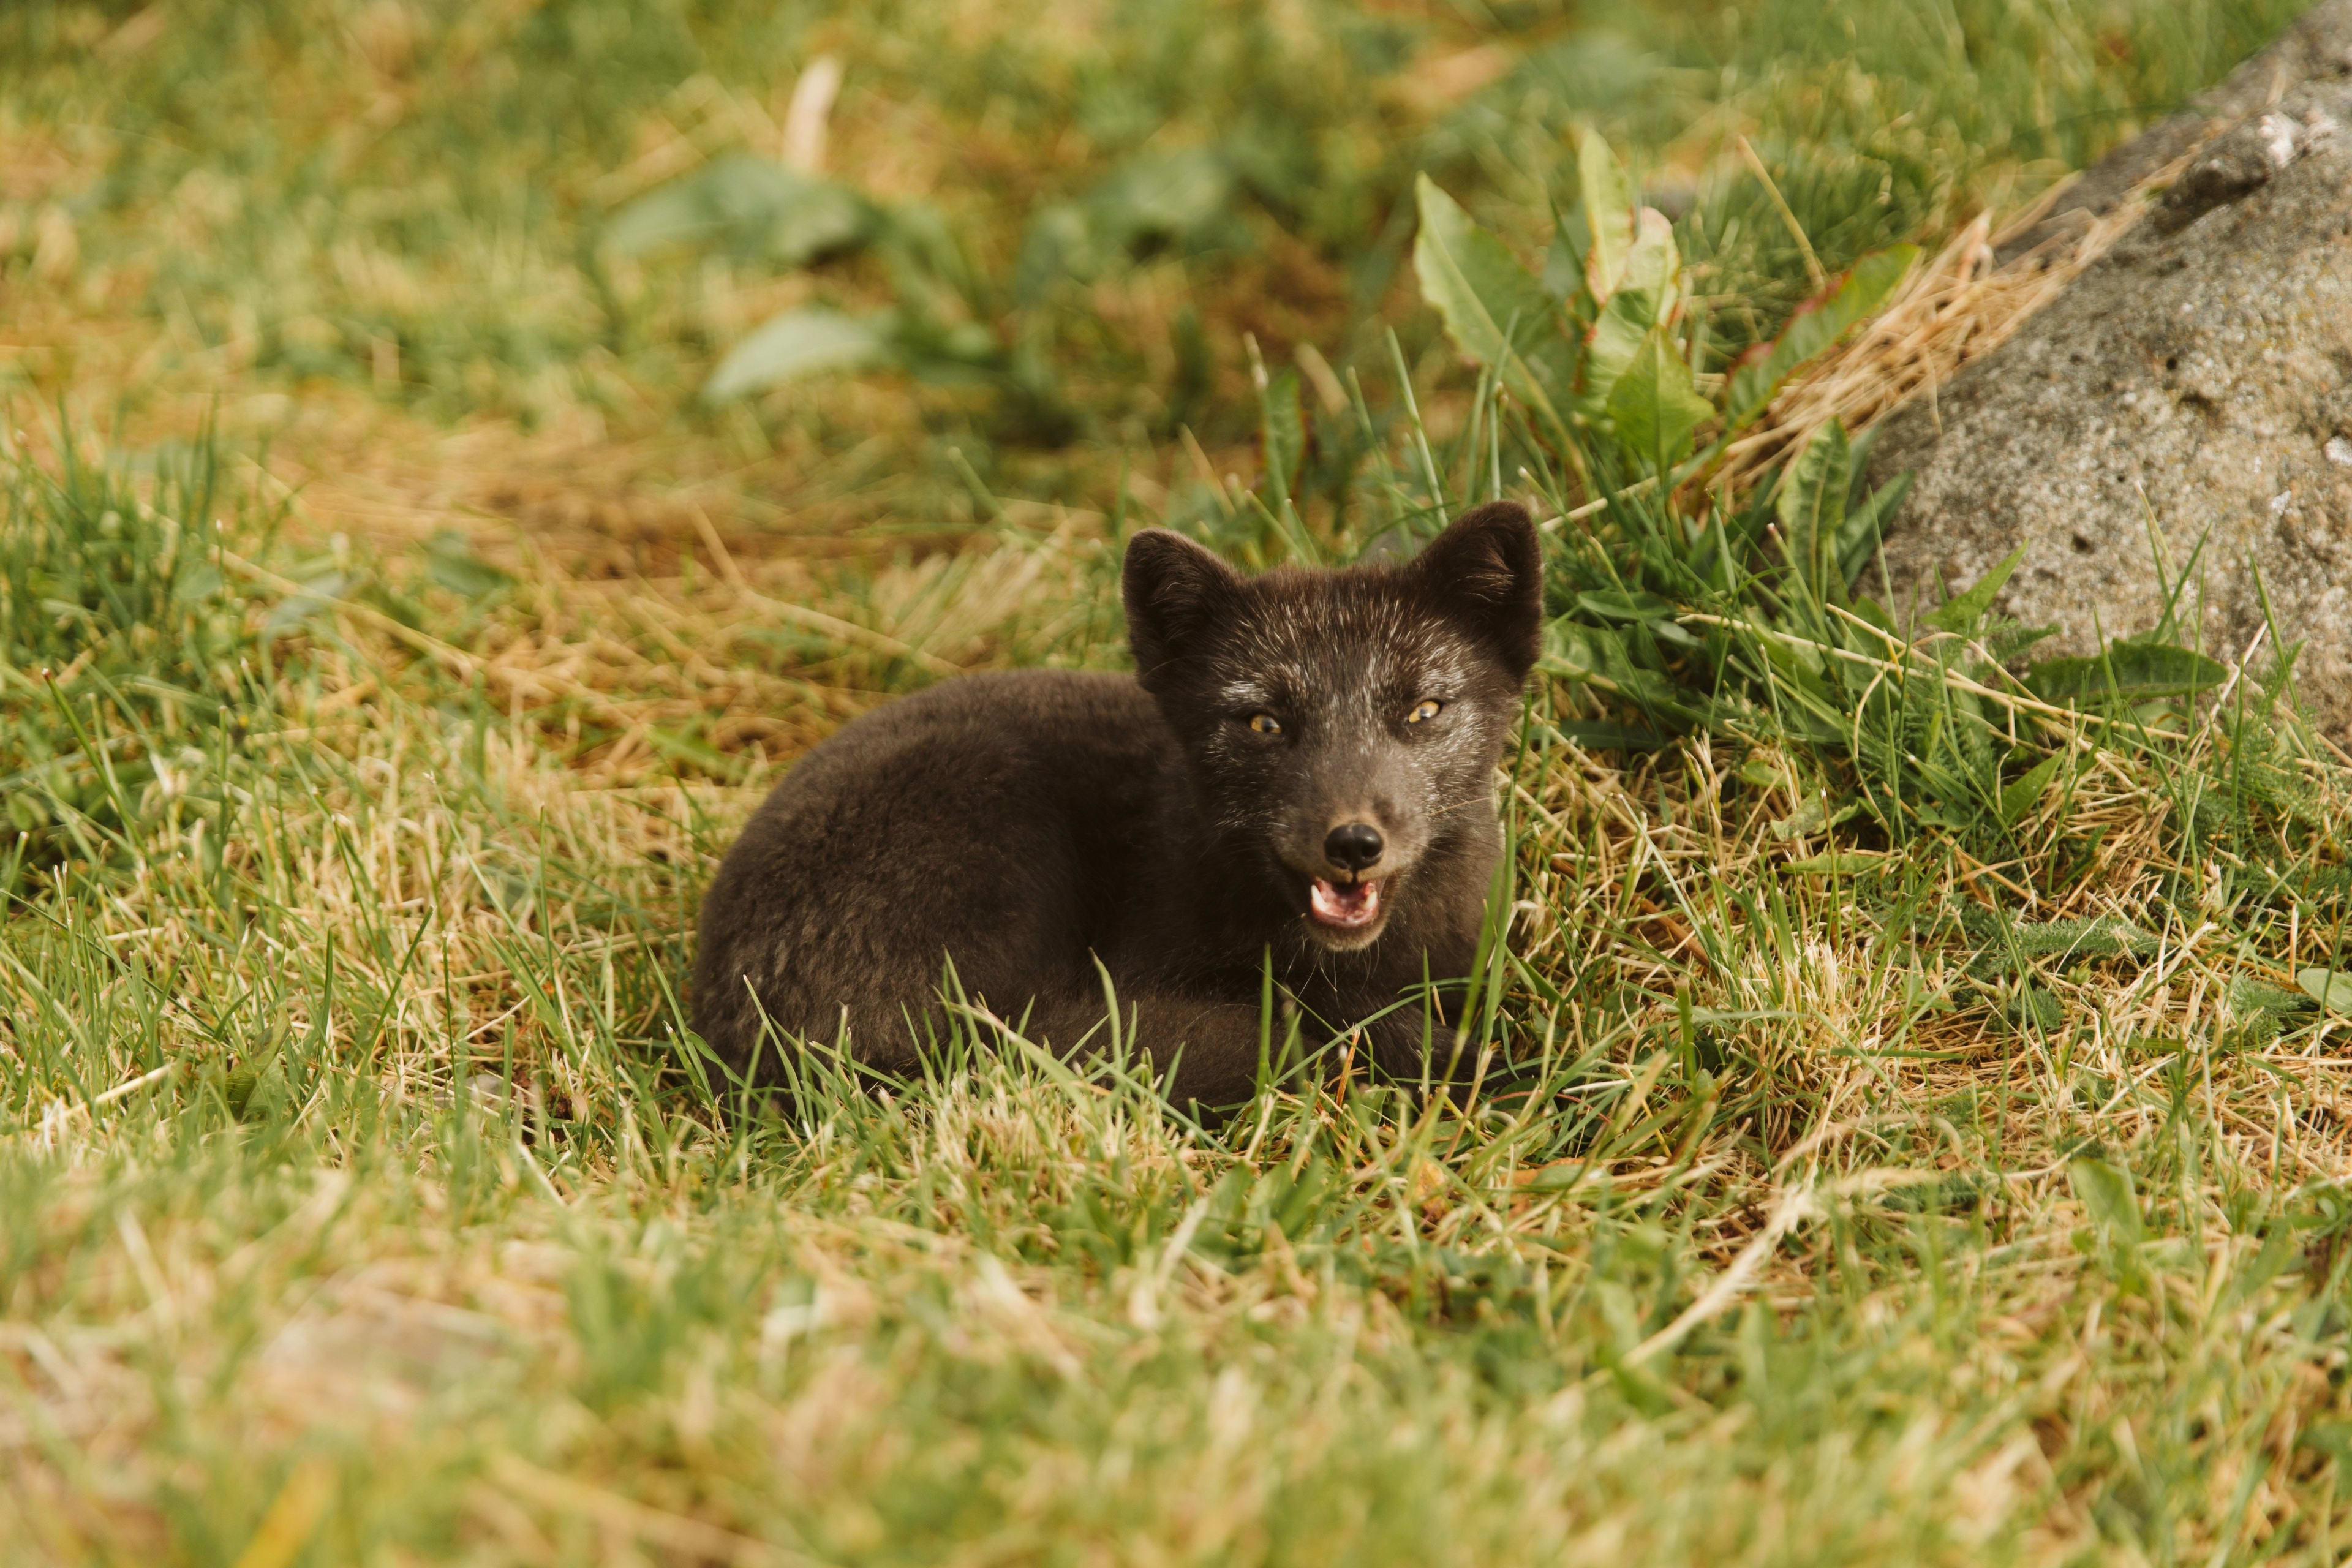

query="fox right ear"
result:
[1414,501,1544,682]
[1123,529,1241,683]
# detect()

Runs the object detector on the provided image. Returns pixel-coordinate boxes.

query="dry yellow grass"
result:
[1720,152,2201,486]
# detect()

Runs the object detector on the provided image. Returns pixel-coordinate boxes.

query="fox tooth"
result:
[1309,877,1382,929]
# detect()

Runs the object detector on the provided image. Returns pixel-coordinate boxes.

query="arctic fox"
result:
[691,500,1543,1106]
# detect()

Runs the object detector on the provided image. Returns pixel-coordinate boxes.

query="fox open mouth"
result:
[1308,876,1383,931]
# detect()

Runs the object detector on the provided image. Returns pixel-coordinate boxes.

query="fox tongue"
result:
[1310,877,1382,929]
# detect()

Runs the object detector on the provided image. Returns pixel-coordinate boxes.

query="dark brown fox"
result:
[691,501,1543,1106]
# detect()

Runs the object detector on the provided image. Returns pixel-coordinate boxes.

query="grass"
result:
[6,1,2352,1563]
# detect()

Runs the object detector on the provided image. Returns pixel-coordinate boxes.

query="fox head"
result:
[1123,502,1544,952]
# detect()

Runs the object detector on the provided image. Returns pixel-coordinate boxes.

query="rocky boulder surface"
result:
[1868,0,2352,738]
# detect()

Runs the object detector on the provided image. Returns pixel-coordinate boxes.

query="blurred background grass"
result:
[2,0,2314,532]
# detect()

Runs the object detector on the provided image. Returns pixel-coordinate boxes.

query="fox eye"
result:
[1406,699,1444,725]
[1246,712,1284,736]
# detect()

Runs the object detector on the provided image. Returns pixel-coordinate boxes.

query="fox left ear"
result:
[1124,528,1243,689]
[1413,501,1544,682]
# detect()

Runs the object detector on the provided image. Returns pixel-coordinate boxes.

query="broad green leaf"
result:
[1618,209,1679,311]
[2026,640,2230,704]
[758,186,872,268]
[1845,595,1899,638]
[1539,622,1709,726]
[1833,470,1912,583]
[1771,794,1862,841]
[1997,750,2066,827]
[608,154,872,266]
[1574,589,1679,623]
[1541,620,1622,679]
[263,571,352,635]
[1575,587,1698,649]
[1016,150,1234,301]
[1089,148,1232,242]
[1758,622,1827,681]
[2299,968,2352,1014]
[1014,202,1111,301]
[1581,210,1681,415]
[1413,175,1566,425]
[886,313,1003,379]
[1648,619,1702,650]
[2069,1156,2145,1283]
[1924,544,2027,635]
[704,308,891,401]
[1578,130,1637,300]
[606,182,714,254]
[1542,209,1589,304]
[2228,1226,2302,1310]
[1581,285,1656,414]
[1775,421,1853,601]
[2066,1153,2149,1294]
[1605,326,1713,469]
[423,530,513,600]
[1725,246,1918,432]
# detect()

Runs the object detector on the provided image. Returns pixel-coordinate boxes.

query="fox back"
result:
[692,501,1542,1106]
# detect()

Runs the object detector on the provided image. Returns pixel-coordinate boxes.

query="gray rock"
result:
[1869,1,2352,738]
[1997,1,2352,263]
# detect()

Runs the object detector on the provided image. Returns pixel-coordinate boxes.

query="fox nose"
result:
[1324,822,1385,873]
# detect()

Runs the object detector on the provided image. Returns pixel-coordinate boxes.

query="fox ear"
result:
[1414,501,1544,682]
[1124,529,1242,684]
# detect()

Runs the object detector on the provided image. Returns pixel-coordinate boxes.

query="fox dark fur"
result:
[691,501,1543,1106]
